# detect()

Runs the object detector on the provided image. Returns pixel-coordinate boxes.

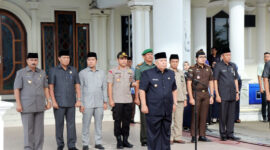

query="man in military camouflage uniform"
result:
[134,49,155,146]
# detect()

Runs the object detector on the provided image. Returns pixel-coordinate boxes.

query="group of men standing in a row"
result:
[14,47,243,150]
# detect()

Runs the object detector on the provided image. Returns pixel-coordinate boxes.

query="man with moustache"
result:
[14,53,51,150]
[79,52,107,150]
[48,50,81,150]
[134,49,155,146]
[139,52,177,150]
[107,52,136,149]
[214,47,240,141]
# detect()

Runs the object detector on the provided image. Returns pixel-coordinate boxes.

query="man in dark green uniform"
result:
[134,49,155,146]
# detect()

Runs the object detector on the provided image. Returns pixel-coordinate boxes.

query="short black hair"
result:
[264,52,270,55]
[127,57,132,60]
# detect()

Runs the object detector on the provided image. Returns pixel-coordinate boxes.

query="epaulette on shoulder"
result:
[188,65,195,72]
[136,62,143,69]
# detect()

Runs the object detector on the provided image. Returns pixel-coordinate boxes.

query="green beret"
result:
[142,49,153,55]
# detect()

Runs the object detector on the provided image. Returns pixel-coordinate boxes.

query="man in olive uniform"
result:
[169,54,187,144]
[48,50,81,150]
[134,48,155,146]
[14,53,51,150]
[140,52,177,150]
[187,50,214,143]
[214,47,240,141]
[107,52,136,149]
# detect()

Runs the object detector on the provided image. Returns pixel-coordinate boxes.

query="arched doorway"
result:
[0,9,27,94]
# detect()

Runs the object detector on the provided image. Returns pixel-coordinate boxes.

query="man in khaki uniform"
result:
[169,54,187,144]
[14,53,51,150]
[107,52,136,149]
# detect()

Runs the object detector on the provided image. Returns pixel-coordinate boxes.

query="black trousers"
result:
[261,92,270,121]
[53,107,76,148]
[146,114,172,150]
[219,100,235,138]
[112,103,132,137]
[235,98,240,121]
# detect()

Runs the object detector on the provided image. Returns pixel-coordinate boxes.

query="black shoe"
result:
[95,144,105,149]
[198,136,211,142]
[227,136,240,141]
[57,146,64,150]
[191,136,196,143]
[141,142,147,146]
[82,145,89,150]
[220,136,227,141]
[123,136,133,148]
[116,136,123,149]
[130,120,135,124]
[68,147,78,150]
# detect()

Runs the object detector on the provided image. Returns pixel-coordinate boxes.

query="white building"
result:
[0,0,268,122]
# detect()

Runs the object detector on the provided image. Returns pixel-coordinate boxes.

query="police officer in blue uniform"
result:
[139,52,177,150]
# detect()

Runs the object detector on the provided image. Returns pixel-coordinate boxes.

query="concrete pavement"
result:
[4,121,270,150]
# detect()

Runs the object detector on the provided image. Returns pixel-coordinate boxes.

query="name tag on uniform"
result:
[222,69,227,72]
[152,78,159,81]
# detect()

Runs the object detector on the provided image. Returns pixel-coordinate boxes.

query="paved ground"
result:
[4,121,270,150]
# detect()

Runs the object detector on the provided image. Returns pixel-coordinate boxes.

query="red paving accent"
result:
[183,131,270,150]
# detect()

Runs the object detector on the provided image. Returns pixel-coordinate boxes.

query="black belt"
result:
[192,89,208,93]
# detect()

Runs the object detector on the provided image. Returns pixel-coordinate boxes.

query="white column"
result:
[129,1,152,123]
[130,5,151,66]
[245,7,255,62]
[256,1,267,64]
[191,7,207,63]
[90,9,110,71]
[90,15,99,53]
[0,100,13,150]
[153,0,184,62]
[28,1,40,65]
[183,0,191,66]
[229,0,245,74]
[99,15,108,71]
[109,9,117,68]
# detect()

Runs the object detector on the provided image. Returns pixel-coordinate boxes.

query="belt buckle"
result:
[202,90,205,92]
